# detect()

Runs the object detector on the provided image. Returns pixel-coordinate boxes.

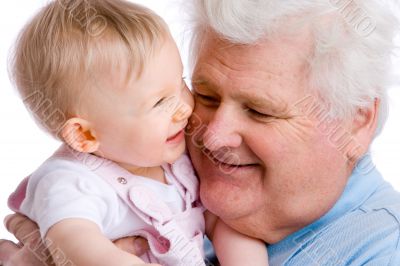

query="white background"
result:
[0,1,399,241]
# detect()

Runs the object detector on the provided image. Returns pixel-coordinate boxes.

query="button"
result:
[117,177,127,184]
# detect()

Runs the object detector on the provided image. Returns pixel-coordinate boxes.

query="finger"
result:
[4,214,40,245]
[113,236,150,256]
[113,237,140,255]
[133,237,150,256]
[0,240,20,263]
[2,246,51,266]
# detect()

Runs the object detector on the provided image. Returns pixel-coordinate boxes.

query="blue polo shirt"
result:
[268,154,400,265]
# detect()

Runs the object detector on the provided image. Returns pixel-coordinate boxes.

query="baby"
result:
[8,0,268,265]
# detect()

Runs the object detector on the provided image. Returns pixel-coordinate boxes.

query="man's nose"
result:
[202,104,242,151]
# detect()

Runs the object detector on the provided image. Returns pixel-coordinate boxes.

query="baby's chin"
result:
[163,146,185,165]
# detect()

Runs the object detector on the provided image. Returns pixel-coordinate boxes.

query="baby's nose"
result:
[172,101,192,123]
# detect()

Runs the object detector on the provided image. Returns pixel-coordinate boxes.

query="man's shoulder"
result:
[312,183,400,265]
[361,182,400,219]
[283,183,400,266]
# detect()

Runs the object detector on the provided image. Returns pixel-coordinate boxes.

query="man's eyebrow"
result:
[191,78,216,89]
[238,90,273,106]
[192,78,288,114]
[191,78,223,96]
[243,90,289,114]
[191,79,206,85]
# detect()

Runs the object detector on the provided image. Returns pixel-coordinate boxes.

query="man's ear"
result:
[60,118,100,153]
[347,98,380,161]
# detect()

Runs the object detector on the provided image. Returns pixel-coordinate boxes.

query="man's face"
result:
[186,32,352,243]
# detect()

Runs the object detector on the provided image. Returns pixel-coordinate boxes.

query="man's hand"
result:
[0,214,150,266]
[0,213,51,265]
[113,236,150,257]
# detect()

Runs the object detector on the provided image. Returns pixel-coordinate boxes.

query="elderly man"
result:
[1,0,400,265]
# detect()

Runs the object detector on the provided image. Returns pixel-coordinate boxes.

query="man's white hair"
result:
[186,0,399,136]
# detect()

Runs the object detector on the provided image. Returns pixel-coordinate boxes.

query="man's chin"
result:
[199,172,261,219]
[199,187,239,219]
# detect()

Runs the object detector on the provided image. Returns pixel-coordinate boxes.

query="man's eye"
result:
[194,92,218,104]
[246,108,272,118]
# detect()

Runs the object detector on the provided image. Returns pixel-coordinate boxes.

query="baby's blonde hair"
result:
[10,0,168,139]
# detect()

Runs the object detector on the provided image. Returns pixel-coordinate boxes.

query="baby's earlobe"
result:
[81,140,100,153]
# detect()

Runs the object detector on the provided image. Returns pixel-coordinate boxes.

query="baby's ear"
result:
[61,118,99,153]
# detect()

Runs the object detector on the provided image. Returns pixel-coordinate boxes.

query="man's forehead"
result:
[196,29,313,73]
